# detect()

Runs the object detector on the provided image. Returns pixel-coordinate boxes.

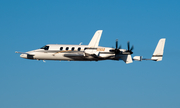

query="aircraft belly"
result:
[34,52,87,61]
[34,53,70,60]
[33,52,115,61]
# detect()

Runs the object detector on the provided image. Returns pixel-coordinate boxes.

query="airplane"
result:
[15,30,166,64]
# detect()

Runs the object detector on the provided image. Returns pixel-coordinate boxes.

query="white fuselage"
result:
[20,44,126,61]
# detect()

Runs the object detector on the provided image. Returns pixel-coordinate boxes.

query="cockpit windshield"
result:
[40,45,49,50]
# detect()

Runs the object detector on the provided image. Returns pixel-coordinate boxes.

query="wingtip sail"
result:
[88,30,103,47]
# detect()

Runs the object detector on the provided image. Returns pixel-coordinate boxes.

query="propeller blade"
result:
[116,39,118,49]
[130,45,134,51]
[127,41,130,51]
[119,45,121,49]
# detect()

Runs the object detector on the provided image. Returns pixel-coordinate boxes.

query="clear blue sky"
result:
[1,0,180,108]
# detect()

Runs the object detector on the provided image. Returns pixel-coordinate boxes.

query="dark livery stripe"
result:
[84,48,97,50]
[152,55,163,57]
[99,52,114,54]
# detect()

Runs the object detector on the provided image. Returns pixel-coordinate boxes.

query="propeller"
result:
[110,39,122,54]
[110,39,134,55]
[126,41,134,54]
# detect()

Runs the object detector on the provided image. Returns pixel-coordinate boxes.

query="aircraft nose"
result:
[20,54,27,59]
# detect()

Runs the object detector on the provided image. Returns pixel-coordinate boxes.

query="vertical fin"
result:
[88,30,103,47]
[151,38,166,61]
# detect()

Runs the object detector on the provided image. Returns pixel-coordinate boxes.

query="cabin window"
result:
[71,47,75,51]
[78,47,81,51]
[66,47,69,50]
[60,47,63,51]
[40,45,49,50]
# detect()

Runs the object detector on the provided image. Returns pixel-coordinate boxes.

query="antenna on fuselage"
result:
[79,42,83,45]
